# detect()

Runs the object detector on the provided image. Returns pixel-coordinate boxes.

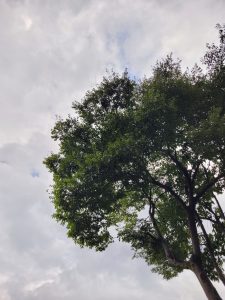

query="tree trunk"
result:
[192,263,222,300]
[187,208,222,299]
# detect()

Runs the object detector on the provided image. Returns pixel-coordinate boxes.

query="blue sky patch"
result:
[31,170,39,178]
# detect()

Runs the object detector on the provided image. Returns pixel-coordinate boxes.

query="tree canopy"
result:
[44,25,225,300]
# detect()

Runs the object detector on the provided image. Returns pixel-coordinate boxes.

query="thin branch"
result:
[196,212,225,285]
[166,150,192,186]
[203,206,225,233]
[149,174,188,211]
[191,160,201,184]
[147,194,190,269]
[201,216,221,226]
[213,193,225,221]
[195,173,224,203]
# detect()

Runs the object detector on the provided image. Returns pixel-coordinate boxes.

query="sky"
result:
[0,0,224,299]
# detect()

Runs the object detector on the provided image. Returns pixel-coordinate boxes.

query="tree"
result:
[44,26,225,300]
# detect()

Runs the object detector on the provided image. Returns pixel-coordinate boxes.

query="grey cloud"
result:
[1,0,223,143]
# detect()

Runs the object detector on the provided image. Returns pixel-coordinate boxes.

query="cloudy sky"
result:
[0,0,224,299]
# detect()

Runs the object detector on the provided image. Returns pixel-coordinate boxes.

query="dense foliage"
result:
[45,25,225,299]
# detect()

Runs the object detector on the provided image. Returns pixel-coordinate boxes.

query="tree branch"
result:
[196,212,225,285]
[149,174,188,211]
[213,193,225,221]
[195,173,224,203]
[148,195,190,269]
[204,206,225,233]
[166,150,192,186]
[191,160,201,184]
[187,207,202,257]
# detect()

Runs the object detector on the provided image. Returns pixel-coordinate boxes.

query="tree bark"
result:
[187,207,222,299]
[192,263,222,300]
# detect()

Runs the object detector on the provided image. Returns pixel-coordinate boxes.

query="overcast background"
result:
[0,0,224,299]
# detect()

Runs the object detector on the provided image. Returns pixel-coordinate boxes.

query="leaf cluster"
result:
[44,26,225,280]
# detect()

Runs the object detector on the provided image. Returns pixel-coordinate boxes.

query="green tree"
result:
[44,26,225,300]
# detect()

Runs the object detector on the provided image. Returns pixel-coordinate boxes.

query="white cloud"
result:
[21,15,33,30]
[0,0,224,299]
